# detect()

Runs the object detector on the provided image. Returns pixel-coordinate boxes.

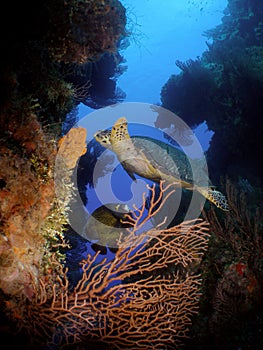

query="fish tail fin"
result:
[91,243,107,255]
[198,187,229,211]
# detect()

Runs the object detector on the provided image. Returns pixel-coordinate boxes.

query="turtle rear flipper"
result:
[198,187,229,211]
[207,188,229,211]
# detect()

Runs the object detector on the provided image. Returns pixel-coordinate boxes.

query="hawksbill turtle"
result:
[94,117,229,211]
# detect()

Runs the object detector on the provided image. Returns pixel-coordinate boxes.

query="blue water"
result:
[70,0,228,261]
[117,0,228,103]
[77,0,227,147]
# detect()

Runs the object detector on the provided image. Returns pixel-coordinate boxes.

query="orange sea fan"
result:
[10,183,210,350]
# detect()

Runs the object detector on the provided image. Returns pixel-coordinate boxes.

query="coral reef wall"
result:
[0,0,127,347]
[159,1,263,348]
[184,179,263,350]
[160,0,263,187]
[0,0,127,125]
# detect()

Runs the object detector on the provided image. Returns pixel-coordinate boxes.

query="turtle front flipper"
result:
[110,117,130,142]
[197,186,229,211]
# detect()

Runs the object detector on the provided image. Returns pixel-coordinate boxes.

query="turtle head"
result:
[94,116,129,147]
[94,117,131,153]
[94,129,112,149]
